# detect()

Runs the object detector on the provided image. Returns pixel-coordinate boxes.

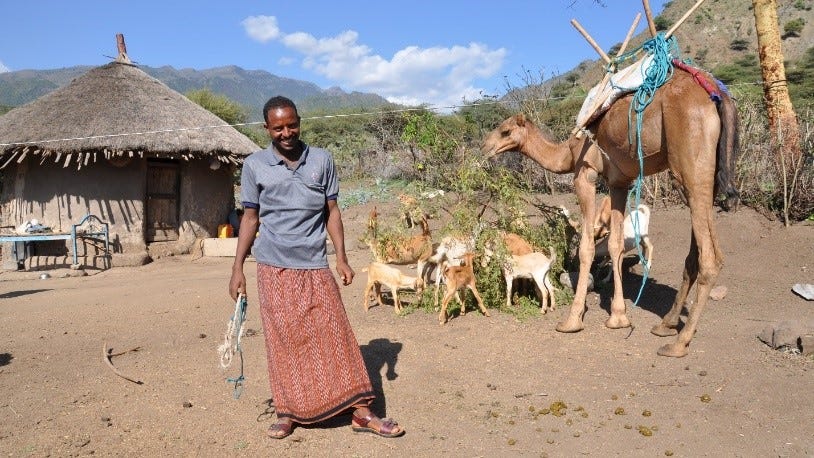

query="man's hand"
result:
[336,260,355,286]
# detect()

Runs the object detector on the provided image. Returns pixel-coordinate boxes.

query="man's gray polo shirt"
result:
[240,143,339,269]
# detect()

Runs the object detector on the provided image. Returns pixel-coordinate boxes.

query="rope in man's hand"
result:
[218,293,248,399]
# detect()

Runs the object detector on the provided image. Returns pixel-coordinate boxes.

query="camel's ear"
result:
[513,113,526,126]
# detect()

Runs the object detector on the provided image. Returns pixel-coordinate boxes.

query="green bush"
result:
[783,18,806,38]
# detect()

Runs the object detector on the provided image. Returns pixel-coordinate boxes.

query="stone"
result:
[800,335,814,356]
[559,271,594,292]
[757,319,814,350]
[709,285,728,301]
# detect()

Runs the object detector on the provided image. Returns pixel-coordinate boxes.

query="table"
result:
[0,214,110,268]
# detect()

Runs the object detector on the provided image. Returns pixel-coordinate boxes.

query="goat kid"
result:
[438,252,489,324]
[362,262,425,314]
[503,248,557,314]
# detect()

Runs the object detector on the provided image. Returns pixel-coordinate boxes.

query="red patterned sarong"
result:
[257,264,375,424]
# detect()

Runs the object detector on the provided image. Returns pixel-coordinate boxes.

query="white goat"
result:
[362,262,425,314]
[593,202,654,283]
[502,248,557,313]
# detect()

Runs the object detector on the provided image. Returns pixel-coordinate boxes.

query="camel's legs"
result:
[605,187,631,329]
[652,233,698,336]
[657,200,722,357]
[556,169,597,333]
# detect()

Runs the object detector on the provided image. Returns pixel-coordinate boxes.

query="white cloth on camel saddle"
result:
[575,53,657,129]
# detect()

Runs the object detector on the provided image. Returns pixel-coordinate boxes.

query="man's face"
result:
[265,106,301,154]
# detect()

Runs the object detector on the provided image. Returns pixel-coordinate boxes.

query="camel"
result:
[481,69,739,357]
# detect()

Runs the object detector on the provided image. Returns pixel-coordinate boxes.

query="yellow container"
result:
[218,224,234,238]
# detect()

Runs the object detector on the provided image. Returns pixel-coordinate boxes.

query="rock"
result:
[757,319,814,350]
[792,283,814,301]
[709,285,728,301]
[800,335,814,356]
[559,271,593,292]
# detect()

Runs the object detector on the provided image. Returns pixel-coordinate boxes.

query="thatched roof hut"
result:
[0,48,257,168]
[0,36,259,270]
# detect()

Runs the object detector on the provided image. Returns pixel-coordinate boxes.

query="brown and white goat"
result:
[438,252,489,324]
[427,235,475,308]
[362,262,425,314]
[593,197,654,283]
[503,248,557,314]
[560,197,653,283]
[367,213,434,277]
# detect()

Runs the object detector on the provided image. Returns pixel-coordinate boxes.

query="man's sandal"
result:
[351,412,405,438]
[267,421,294,439]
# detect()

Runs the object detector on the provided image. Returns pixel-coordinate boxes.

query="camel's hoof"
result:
[556,317,585,333]
[483,311,491,317]
[657,342,688,358]
[651,323,679,337]
[605,314,631,329]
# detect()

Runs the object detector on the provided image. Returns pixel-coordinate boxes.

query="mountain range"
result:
[0,64,392,121]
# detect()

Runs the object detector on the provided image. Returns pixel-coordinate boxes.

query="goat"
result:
[366,213,434,277]
[502,248,557,314]
[482,231,534,262]
[426,235,475,308]
[560,198,654,283]
[362,262,425,314]
[367,206,379,239]
[593,197,654,283]
[438,252,489,324]
[397,193,429,229]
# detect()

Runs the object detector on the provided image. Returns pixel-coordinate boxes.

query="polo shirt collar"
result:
[269,142,309,169]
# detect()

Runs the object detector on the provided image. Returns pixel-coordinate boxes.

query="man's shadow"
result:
[255,338,404,430]
[359,338,403,417]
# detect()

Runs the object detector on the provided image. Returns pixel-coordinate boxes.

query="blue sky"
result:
[0,1,664,110]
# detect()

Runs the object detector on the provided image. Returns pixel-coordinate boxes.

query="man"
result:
[229,96,404,439]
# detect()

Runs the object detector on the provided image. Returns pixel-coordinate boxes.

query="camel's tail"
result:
[715,86,741,212]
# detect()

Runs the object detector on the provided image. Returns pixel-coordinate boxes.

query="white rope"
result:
[218,293,247,368]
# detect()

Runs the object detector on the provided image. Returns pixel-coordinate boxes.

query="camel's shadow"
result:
[594,258,686,329]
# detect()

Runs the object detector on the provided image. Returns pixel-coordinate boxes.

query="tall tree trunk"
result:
[752,0,802,225]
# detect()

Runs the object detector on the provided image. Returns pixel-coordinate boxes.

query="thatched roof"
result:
[0,60,259,170]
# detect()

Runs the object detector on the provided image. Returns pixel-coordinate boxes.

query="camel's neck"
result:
[521,124,575,173]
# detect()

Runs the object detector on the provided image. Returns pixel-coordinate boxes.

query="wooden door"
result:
[146,160,180,242]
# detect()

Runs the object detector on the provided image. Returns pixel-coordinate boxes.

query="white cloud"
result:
[242,16,280,43]
[242,16,506,109]
[0,60,9,73]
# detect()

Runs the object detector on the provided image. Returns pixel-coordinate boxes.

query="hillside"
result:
[571,0,814,90]
[0,64,392,121]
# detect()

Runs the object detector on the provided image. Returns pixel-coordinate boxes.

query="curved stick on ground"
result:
[103,342,144,385]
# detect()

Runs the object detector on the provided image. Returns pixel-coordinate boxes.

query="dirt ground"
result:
[1,194,813,457]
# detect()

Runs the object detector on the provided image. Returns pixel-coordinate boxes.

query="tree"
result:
[752,0,803,225]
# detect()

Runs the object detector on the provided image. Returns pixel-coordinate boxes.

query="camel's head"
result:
[481,114,527,159]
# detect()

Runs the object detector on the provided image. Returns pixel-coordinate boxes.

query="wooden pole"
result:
[642,0,658,36]
[570,19,611,64]
[666,0,708,38]
[619,13,642,58]
[115,33,132,64]
[116,34,127,55]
